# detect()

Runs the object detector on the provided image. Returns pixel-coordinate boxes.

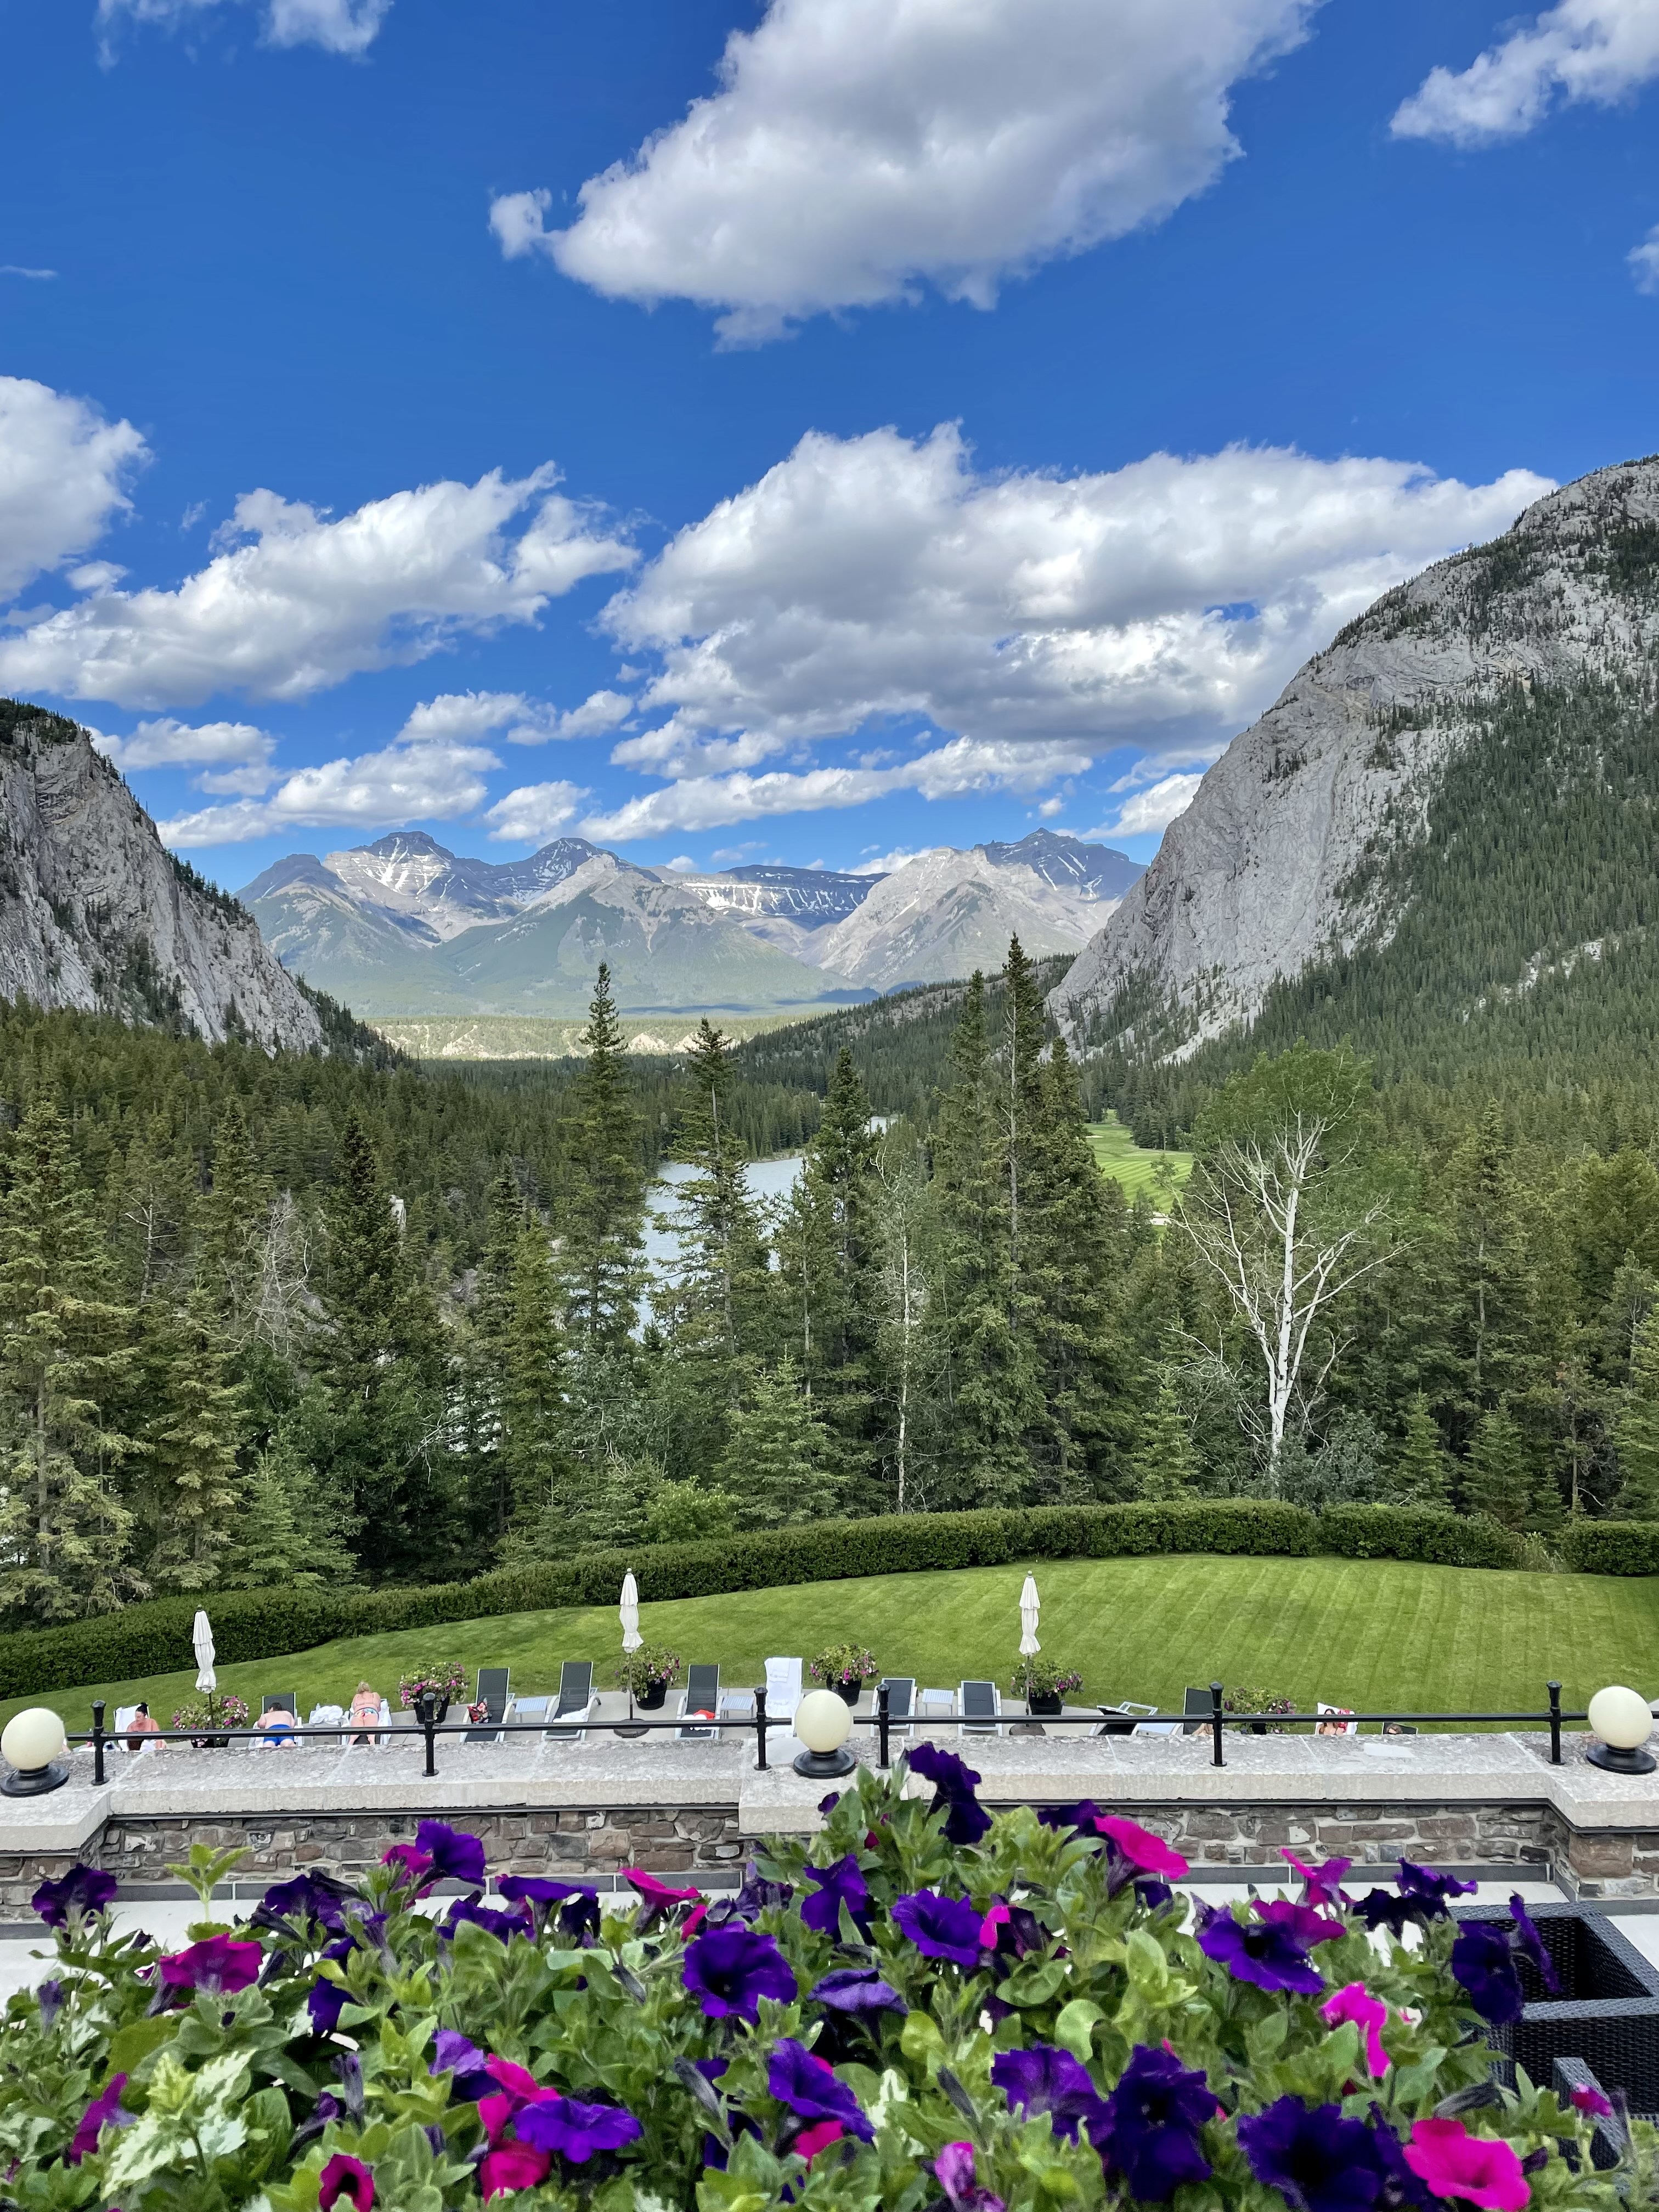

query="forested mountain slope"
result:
[0,698,321,1050]
[1054,456,1659,1077]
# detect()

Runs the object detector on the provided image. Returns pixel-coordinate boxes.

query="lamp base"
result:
[1587,1741,1657,1776]
[793,1745,856,1780]
[2,1760,70,1797]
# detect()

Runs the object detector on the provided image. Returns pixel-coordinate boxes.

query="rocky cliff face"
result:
[1052,456,1659,1054]
[0,699,323,1051]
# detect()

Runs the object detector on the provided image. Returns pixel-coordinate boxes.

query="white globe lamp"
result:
[1,1707,70,1796]
[1586,1685,1656,1776]
[792,1688,856,1780]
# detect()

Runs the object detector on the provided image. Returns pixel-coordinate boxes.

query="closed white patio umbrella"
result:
[1018,1574,1041,1657]
[619,1572,642,1654]
[192,1609,217,1693]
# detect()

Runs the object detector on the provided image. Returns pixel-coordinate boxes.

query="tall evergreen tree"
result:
[136,1287,246,1590]
[718,1357,838,1529]
[559,965,648,1351]
[219,1429,357,1589]
[501,1224,568,1525]
[1462,1407,1534,1529]
[1615,1308,1659,1517]
[1393,1392,1453,1508]
[198,1096,268,1337]
[0,1097,141,1623]
[1125,1355,1198,1499]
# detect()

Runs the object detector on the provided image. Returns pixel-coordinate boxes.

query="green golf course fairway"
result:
[6,1553,1655,1737]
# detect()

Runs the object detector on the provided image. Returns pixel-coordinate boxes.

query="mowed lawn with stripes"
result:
[8,1555,1655,1736]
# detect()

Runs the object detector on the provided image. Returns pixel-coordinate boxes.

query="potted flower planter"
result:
[811,1645,877,1708]
[638,1681,668,1712]
[831,1680,861,1707]
[1027,1694,1063,1718]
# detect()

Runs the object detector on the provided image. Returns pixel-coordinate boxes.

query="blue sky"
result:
[0,0,1655,893]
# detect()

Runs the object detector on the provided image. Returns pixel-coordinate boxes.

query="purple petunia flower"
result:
[800,1856,871,1937]
[907,1743,992,1846]
[37,1979,64,2029]
[431,2029,494,2101]
[307,1979,349,2036]
[992,2044,1107,2144]
[1282,1851,1356,1909]
[415,1821,487,1889]
[1507,1897,1561,1996]
[253,1871,356,1938]
[893,1889,986,1969]
[158,1934,262,1996]
[1093,2044,1215,2201]
[1254,1898,1346,1948]
[514,2092,644,2164]
[768,2038,876,2141]
[808,1967,907,2013]
[441,1897,523,1945]
[67,2074,131,2164]
[318,2151,375,2211]
[1451,1923,1525,2025]
[1197,1904,1325,1995]
[935,2140,1007,2212]
[1396,1861,1477,1914]
[1356,1889,1416,1938]
[711,1863,795,1927]
[682,1925,798,2021]
[1239,2097,1397,2212]
[1036,1799,1108,1834]
[33,1864,117,1930]
[496,1877,600,1942]
[1136,1880,1174,1912]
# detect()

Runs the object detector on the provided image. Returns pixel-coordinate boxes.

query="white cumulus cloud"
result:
[0,469,634,709]
[98,0,390,58]
[1084,771,1205,840]
[584,426,1550,837]
[498,0,1322,342]
[158,738,496,848]
[0,377,148,602]
[483,779,590,843]
[95,716,278,796]
[1631,225,1659,291]
[399,686,633,745]
[1392,0,1659,145]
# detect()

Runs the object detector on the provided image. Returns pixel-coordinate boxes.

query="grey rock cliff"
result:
[0,699,323,1051]
[1051,455,1659,1053]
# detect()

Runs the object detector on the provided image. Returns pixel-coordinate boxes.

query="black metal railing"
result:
[62,1680,1589,1787]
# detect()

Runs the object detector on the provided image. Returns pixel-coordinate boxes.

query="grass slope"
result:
[15,1554,1649,1736]
[1087,1113,1192,1203]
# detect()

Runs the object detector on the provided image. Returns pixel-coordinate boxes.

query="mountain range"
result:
[243,827,1142,1017]
[1052,453,1659,1090]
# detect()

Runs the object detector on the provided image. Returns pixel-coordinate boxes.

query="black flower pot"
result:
[832,1681,861,1707]
[639,1681,668,1711]
[1028,1694,1063,1717]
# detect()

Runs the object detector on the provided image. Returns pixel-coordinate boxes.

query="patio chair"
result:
[1315,1702,1358,1738]
[678,1663,721,1740]
[958,1680,1001,1735]
[466,1668,511,1745]
[261,1692,298,1719]
[878,1676,916,1739]
[1182,1687,1211,1736]
[764,1656,803,1729]
[544,1661,599,1742]
[114,1703,160,1756]
[307,1702,346,1747]
[1095,1700,1158,1736]
[254,1695,300,1750]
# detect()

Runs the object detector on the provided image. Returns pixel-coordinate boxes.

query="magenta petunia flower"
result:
[1570,2085,1612,2118]
[514,2092,643,2164]
[1095,1817,1188,1880]
[157,1935,262,1996]
[934,2140,1008,2212]
[67,2074,131,2164]
[479,2141,550,2198]
[1403,2119,1530,2210]
[1320,1983,1390,2074]
[1197,1904,1325,1995]
[1254,1898,1345,1948]
[793,2119,845,2159]
[319,2152,374,2211]
[627,1869,703,1932]
[33,1864,117,1930]
[1281,1850,1355,1909]
[682,1925,798,2020]
[768,2039,874,2141]
[381,1843,435,1890]
[892,1889,985,1968]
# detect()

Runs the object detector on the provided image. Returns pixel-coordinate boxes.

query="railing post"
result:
[754,1687,768,1772]
[418,1690,438,1780]
[92,1701,106,1787]
[878,1680,891,1770]
[1210,1680,1226,1769]
[1548,1680,1562,1766]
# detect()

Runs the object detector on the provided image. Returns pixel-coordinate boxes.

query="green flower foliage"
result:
[0,1769,1638,2211]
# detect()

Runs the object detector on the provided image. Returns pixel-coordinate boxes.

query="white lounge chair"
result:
[114,1704,160,1757]
[307,1702,346,1747]
[763,1656,803,1729]
[1316,1703,1359,1738]
[1096,1700,1158,1737]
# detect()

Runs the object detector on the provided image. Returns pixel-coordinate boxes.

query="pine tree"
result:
[465,1165,523,1542]
[1462,1407,1534,1529]
[111,1113,196,1304]
[560,965,649,1351]
[501,1224,568,1524]
[718,1358,838,1529]
[219,1430,357,1589]
[1393,1392,1453,1508]
[0,1097,141,1622]
[198,1096,268,1337]
[1615,1308,1659,1517]
[1125,1358,1198,1499]
[137,1287,246,1590]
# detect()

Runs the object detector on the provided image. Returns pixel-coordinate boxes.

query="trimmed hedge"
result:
[2,1500,1652,1701]
[1556,1519,1659,1575]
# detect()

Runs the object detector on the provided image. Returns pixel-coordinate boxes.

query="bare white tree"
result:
[1177,1092,1396,1483]
[874,1145,933,1513]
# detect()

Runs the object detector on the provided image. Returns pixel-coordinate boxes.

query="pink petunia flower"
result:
[479,2142,551,2198]
[1280,1849,1355,1908]
[319,2152,374,2211]
[979,1900,1011,1948]
[1570,2086,1613,2118]
[1321,1982,1390,2074]
[1094,1817,1189,1878]
[156,1937,262,1996]
[794,2119,846,2159]
[1404,2119,1530,2210]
